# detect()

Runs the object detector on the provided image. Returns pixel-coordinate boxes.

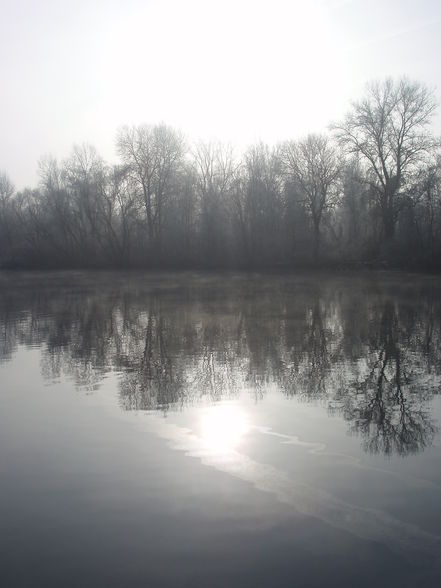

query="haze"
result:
[1,0,441,188]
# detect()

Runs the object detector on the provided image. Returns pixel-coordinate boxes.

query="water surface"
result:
[1,271,441,587]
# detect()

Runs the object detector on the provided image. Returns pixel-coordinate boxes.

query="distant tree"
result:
[38,156,79,261]
[116,124,185,258]
[0,172,14,256]
[0,172,14,206]
[410,158,441,264]
[63,144,107,257]
[98,165,141,265]
[14,188,48,261]
[163,161,199,263]
[339,159,372,258]
[332,78,439,242]
[37,146,108,265]
[282,134,341,260]
[192,141,237,263]
[243,143,284,265]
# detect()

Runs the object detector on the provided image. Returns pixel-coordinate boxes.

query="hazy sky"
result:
[1,0,441,188]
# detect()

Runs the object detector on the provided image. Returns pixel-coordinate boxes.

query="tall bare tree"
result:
[192,141,237,262]
[332,78,439,241]
[282,134,341,260]
[116,124,185,256]
[411,158,441,262]
[63,144,107,252]
[242,143,284,264]
[0,172,15,256]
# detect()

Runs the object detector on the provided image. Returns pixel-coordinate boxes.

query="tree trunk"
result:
[383,207,395,241]
[313,223,320,261]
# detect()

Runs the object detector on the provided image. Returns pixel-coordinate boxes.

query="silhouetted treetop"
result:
[1,77,441,269]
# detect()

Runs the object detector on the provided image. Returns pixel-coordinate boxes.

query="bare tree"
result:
[339,158,372,258]
[332,78,439,241]
[14,188,49,258]
[63,144,107,254]
[282,134,341,260]
[116,124,185,256]
[38,156,80,260]
[0,172,14,206]
[192,141,237,263]
[411,158,441,262]
[0,172,15,257]
[241,143,284,264]
[98,165,141,265]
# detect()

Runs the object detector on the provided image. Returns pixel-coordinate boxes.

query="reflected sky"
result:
[1,271,441,586]
[198,404,251,455]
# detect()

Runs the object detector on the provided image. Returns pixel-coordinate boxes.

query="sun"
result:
[199,404,250,454]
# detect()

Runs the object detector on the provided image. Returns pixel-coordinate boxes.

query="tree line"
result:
[1,77,440,269]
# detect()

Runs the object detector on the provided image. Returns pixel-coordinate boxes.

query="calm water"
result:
[1,271,441,588]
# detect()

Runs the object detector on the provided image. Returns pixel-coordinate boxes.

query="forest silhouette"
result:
[1,77,440,270]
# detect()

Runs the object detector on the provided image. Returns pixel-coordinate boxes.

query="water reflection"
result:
[0,272,440,456]
[199,404,251,454]
[144,413,441,568]
[329,300,439,455]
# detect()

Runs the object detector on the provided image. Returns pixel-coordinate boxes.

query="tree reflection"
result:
[331,301,437,455]
[119,309,185,410]
[0,273,440,455]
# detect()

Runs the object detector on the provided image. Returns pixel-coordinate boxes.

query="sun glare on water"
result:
[199,404,250,454]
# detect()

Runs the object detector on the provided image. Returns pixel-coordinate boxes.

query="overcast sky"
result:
[1,0,441,188]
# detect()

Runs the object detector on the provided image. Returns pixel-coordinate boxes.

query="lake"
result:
[1,271,441,587]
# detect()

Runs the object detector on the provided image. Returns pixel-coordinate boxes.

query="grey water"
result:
[1,271,441,588]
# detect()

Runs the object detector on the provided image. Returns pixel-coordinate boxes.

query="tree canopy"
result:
[1,78,440,269]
